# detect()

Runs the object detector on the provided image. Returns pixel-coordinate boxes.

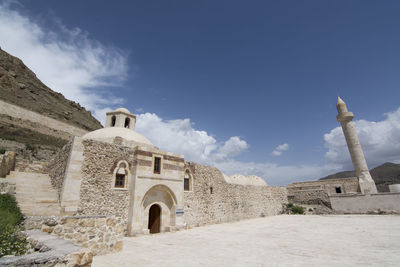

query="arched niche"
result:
[141,184,177,233]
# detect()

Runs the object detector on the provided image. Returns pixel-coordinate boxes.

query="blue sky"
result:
[1,0,400,185]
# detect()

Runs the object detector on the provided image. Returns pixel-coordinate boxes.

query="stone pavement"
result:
[92,215,400,267]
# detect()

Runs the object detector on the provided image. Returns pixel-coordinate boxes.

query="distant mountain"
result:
[0,48,102,131]
[320,162,400,192]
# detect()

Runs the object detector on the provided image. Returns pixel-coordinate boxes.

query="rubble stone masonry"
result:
[78,140,134,221]
[46,140,73,198]
[183,163,287,227]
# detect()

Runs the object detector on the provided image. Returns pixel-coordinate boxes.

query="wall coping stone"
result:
[330,192,400,198]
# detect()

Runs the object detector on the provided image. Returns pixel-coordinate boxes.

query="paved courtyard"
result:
[92,215,400,267]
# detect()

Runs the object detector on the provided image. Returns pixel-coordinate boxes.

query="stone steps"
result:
[5,171,61,216]
[15,158,48,173]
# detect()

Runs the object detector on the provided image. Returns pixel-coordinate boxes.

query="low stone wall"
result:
[0,151,15,177]
[330,192,400,214]
[183,163,287,227]
[46,140,73,198]
[287,189,331,207]
[25,215,125,255]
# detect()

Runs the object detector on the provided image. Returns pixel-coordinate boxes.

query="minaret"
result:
[336,97,377,194]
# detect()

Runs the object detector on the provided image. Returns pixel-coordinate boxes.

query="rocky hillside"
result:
[319,162,400,192]
[0,48,102,131]
[0,48,102,163]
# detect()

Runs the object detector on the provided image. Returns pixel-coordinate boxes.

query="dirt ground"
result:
[92,215,400,267]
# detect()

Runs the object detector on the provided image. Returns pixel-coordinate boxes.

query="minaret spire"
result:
[336,97,377,194]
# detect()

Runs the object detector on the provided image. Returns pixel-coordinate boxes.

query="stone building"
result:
[2,107,287,250]
[53,108,187,235]
[287,177,359,207]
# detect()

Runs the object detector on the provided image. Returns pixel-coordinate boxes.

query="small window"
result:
[111,116,116,127]
[154,157,161,174]
[115,174,125,188]
[335,186,342,193]
[124,117,130,128]
[184,170,191,191]
[210,186,213,194]
[184,178,190,191]
[113,161,128,189]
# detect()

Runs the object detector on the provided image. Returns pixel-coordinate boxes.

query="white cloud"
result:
[135,113,248,164]
[324,107,400,169]
[0,2,128,125]
[214,136,249,161]
[136,113,218,163]
[272,143,289,156]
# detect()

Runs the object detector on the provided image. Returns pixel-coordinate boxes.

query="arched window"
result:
[113,161,129,189]
[111,115,116,127]
[124,117,130,128]
[184,170,192,191]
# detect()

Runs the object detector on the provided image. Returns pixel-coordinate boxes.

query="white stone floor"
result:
[92,215,400,267]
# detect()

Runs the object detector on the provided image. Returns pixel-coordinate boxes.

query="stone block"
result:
[106,218,116,226]
[113,241,123,252]
[79,218,95,227]
[41,225,54,233]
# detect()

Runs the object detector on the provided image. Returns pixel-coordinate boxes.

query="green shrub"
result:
[290,205,305,214]
[287,203,293,208]
[0,226,28,257]
[0,149,5,154]
[0,194,27,257]
[25,144,35,151]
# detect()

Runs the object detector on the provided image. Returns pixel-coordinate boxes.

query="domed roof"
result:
[114,107,131,113]
[222,173,268,186]
[82,127,153,147]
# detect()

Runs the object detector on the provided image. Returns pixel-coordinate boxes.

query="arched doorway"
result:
[148,204,161,234]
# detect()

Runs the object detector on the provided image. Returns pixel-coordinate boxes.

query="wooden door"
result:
[148,204,161,234]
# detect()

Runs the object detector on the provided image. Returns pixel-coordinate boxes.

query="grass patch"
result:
[286,203,305,215]
[0,194,28,257]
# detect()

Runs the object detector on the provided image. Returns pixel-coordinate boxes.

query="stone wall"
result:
[25,215,124,255]
[330,192,400,214]
[287,178,360,208]
[287,189,331,207]
[78,139,134,221]
[183,163,287,227]
[288,177,359,196]
[45,140,73,198]
[0,151,15,177]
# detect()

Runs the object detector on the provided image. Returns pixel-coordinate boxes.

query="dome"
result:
[82,127,153,147]
[222,173,268,186]
[114,107,131,113]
